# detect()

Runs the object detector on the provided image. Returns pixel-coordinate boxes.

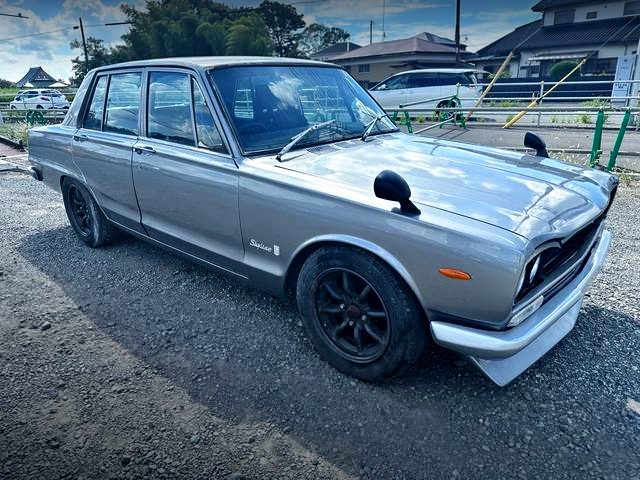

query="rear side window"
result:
[407,73,439,88]
[439,73,476,86]
[104,72,141,136]
[84,76,107,131]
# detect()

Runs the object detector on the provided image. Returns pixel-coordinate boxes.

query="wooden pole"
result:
[503,58,586,129]
[464,50,514,123]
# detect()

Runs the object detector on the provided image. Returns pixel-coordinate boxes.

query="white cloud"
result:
[0,0,144,82]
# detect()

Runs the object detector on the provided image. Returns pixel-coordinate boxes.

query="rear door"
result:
[71,70,145,233]
[131,69,244,273]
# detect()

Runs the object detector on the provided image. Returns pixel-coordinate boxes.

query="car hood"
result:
[275,133,614,241]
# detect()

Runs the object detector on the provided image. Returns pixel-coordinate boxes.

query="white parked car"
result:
[369,68,480,115]
[10,89,70,110]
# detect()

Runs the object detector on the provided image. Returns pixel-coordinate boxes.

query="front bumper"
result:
[430,229,612,386]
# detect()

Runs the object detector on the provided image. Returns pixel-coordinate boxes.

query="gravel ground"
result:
[0,172,639,480]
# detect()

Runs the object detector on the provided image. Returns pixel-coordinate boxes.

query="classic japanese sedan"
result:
[28,57,617,386]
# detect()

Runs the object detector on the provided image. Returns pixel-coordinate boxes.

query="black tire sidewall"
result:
[297,246,427,381]
[62,179,111,248]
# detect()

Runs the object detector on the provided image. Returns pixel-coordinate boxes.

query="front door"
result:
[132,70,244,274]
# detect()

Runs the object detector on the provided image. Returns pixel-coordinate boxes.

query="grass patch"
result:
[0,121,30,147]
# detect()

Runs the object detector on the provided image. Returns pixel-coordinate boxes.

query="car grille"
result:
[515,186,617,305]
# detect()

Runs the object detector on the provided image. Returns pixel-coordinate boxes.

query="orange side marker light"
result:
[438,268,472,280]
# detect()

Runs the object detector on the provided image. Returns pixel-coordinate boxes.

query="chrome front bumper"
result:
[430,229,612,386]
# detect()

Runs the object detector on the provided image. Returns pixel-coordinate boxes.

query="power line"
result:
[0,27,74,42]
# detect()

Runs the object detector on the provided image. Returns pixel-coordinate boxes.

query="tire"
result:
[436,100,456,121]
[62,179,115,247]
[296,246,427,381]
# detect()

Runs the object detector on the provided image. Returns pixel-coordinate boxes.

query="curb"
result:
[0,135,25,151]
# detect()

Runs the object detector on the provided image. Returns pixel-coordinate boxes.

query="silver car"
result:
[28,57,617,386]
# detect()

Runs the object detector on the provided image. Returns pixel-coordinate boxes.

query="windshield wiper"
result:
[276,119,336,162]
[361,113,390,142]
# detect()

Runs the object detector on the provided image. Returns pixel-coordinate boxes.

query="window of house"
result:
[624,1,640,15]
[358,64,370,73]
[554,9,575,24]
[586,11,597,19]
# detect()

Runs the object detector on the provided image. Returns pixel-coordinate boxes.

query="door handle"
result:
[72,134,88,142]
[133,145,156,155]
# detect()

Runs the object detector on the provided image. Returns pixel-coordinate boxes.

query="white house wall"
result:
[542,1,628,26]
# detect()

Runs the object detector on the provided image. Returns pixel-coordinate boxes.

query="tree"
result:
[257,0,304,57]
[69,37,119,85]
[226,14,272,56]
[0,78,15,89]
[298,23,350,58]
[549,60,579,81]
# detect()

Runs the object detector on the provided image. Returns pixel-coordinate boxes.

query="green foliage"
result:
[257,0,305,57]
[549,60,579,81]
[0,121,30,147]
[0,78,15,89]
[69,36,125,85]
[226,14,272,55]
[297,23,350,58]
[577,113,592,124]
[551,115,558,123]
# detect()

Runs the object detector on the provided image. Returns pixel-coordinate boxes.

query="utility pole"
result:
[370,20,373,45]
[78,17,89,68]
[455,0,461,65]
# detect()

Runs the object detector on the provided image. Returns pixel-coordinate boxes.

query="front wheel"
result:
[62,179,115,247]
[296,246,427,381]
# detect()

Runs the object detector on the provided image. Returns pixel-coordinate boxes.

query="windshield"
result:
[209,65,397,154]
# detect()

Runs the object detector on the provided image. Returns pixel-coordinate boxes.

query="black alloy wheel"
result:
[314,268,390,363]
[297,246,428,381]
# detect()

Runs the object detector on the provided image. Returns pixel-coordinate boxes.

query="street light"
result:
[0,12,28,18]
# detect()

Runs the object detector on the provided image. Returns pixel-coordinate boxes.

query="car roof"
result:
[91,56,331,74]
[395,68,477,75]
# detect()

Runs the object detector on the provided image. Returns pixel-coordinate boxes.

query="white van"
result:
[369,68,480,114]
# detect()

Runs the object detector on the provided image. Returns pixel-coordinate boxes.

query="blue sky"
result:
[0,0,540,82]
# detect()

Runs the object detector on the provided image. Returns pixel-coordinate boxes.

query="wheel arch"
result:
[284,234,425,308]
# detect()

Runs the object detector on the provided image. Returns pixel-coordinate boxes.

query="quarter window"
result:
[84,76,108,131]
[147,72,194,146]
[192,78,226,153]
[104,72,141,136]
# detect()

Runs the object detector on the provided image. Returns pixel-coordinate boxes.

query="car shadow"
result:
[17,226,638,479]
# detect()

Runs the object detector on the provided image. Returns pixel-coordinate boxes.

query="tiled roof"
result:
[16,66,57,87]
[331,33,468,61]
[532,0,599,12]
[311,42,361,57]
[477,16,640,57]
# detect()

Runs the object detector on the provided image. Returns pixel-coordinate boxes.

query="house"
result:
[475,0,640,78]
[328,32,475,88]
[16,66,57,88]
[309,42,362,62]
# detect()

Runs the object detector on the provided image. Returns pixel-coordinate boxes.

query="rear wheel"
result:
[296,246,427,381]
[62,179,115,247]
